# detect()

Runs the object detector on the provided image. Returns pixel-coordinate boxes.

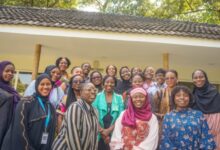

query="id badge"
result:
[41,132,49,144]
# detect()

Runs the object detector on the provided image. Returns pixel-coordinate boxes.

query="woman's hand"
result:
[210,129,217,136]
[155,113,164,119]
[104,136,110,144]
[100,128,111,137]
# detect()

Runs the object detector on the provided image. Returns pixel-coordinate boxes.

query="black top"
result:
[2,95,56,150]
[0,88,14,149]
[95,85,103,93]
[115,79,131,95]
[192,81,220,114]
[103,103,113,129]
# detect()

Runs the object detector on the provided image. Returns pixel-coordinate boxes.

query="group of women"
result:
[0,57,220,150]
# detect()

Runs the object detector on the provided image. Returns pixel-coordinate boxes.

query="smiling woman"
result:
[37,78,52,96]
[2,74,56,150]
[92,75,124,150]
[0,61,20,148]
[160,85,216,149]
[55,57,71,94]
[24,65,64,108]
[52,82,99,150]
[65,74,84,109]
[115,66,131,95]
[90,70,103,93]
[192,69,220,149]
[110,87,159,150]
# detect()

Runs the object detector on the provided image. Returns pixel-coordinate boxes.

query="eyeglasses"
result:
[165,77,176,80]
[59,62,68,66]
[72,80,84,84]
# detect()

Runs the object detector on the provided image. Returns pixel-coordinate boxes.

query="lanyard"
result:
[37,97,51,131]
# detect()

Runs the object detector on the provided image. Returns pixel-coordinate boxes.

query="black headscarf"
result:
[192,69,220,114]
[44,65,58,86]
[115,67,131,94]
[44,65,57,76]
[0,61,20,110]
[65,75,81,109]
[34,74,52,100]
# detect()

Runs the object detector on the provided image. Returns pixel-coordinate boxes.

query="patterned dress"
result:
[160,108,216,150]
[153,88,174,142]
[122,120,150,150]
[110,111,159,150]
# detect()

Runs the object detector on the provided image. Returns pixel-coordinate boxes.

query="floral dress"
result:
[160,108,216,150]
[122,120,150,150]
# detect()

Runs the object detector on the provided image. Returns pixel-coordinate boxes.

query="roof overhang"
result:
[1,24,220,83]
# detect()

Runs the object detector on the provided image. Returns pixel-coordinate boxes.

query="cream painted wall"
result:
[0,25,220,84]
[1,53,219,84]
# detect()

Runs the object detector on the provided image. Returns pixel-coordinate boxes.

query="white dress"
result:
[110,111,159,150]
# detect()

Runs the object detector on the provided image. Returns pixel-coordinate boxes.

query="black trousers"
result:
[98,138,110,150]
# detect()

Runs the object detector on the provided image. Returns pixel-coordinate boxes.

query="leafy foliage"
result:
[0,0,77,8]
[11,78,26,94]
[77,0,220,24]
[1,0,219,24]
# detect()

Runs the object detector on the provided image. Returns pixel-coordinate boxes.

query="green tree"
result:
[1,0,219,24]
[77,0,220,24]
[154,0,220,24]
[11,78,26,94]
[0,0,77,8]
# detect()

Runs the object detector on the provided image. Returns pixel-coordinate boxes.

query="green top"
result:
[92,90,124,140]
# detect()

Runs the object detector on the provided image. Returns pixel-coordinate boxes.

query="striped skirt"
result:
[205,113,220,150]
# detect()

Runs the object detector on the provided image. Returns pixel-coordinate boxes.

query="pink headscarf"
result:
[122,87,152,128]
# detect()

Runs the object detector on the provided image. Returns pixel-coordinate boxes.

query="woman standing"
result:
[55,57,71,93]
[55,57,71,81]
[122,73,145,108]
[160,85,216,149]
[81,62,91,83]
[115,66,132,95]
[105,65,120,90]
[153,69,178,143]
[70,66,84,77]
[110,87,159,150]
[56,74,84,132]
[90,70,103,93]
[2,74,56,150]
[0,61,20,148]
[106,65,117,77]
[52,83,99,150]
[24,65,64,108]
[131,73,145,88]
[131,67,142,77]
[64,74,84,109]
[192,69,220,149]
[153,69,178,120]
[93,75,124,150]
[143,66,155,92]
